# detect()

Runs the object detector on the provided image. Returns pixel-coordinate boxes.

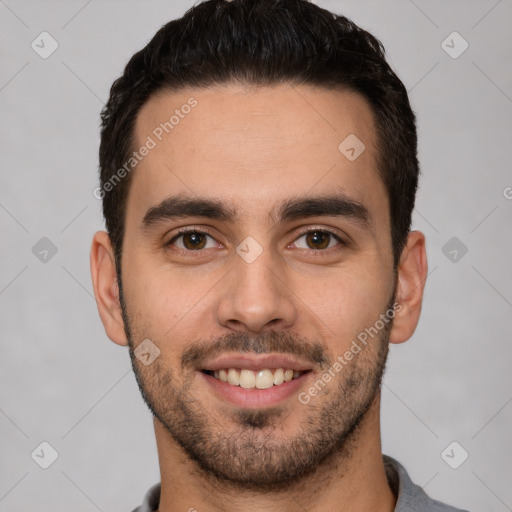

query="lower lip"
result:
[200,371,312,409]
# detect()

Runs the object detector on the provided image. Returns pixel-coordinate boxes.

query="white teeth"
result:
[239,369,256,388]
[273,368,285,386]
[209,368,305,388]
[227,368,240,386]
[255,369,274,389]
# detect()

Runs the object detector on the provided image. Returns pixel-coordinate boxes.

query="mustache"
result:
[181,330,330,371]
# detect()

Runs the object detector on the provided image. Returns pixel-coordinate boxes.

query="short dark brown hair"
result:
[99,0,419,272]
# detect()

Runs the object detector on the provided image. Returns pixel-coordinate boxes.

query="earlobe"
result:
[90,231,128,346]
[389,230,428,344]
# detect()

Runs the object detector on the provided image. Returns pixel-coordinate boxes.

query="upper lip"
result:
[200,353,314,372]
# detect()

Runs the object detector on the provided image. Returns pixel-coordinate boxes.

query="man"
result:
[90,0,469,510]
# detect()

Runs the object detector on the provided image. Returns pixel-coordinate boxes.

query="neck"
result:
[154,393,396,512]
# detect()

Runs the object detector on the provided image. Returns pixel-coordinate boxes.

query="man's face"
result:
[119,84,396,488]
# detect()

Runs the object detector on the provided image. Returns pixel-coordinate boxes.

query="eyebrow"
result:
[141,192,371,231]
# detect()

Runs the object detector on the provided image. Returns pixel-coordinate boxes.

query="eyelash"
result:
[165,227,346,256]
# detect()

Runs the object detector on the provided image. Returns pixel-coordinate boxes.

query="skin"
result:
[91,84,428,512]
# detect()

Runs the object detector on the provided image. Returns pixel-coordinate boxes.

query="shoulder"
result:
[383,455,471,512]
[130,482,161,512]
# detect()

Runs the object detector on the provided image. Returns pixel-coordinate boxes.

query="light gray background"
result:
[1,0,511,511]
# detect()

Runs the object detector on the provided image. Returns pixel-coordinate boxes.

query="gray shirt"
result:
[131,455,470,512]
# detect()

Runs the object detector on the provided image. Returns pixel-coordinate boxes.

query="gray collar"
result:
[132,455,469,512]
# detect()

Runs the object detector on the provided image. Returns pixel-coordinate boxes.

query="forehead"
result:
[127,83,386,226]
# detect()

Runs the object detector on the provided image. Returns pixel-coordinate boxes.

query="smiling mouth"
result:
[201,368,311,389]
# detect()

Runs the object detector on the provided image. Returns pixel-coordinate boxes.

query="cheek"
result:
[123,254,216,344]
[295,264,392,351]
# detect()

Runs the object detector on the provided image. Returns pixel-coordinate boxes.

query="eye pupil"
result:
[306,231,330,250]
[173,229,338,253]
[183,232,206,250]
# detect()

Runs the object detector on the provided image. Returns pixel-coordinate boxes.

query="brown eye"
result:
[182,232,207,250]
[305,231,330,249]
[293,230,343,251]
[168,230,217,251]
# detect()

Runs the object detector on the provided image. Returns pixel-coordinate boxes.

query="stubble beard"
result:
[119,276,393,491]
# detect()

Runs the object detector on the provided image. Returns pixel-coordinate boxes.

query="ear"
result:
[389,230,428,344]
[90,231,128,346]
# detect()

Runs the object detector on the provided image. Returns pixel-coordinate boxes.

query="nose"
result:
[215,247,297,334]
